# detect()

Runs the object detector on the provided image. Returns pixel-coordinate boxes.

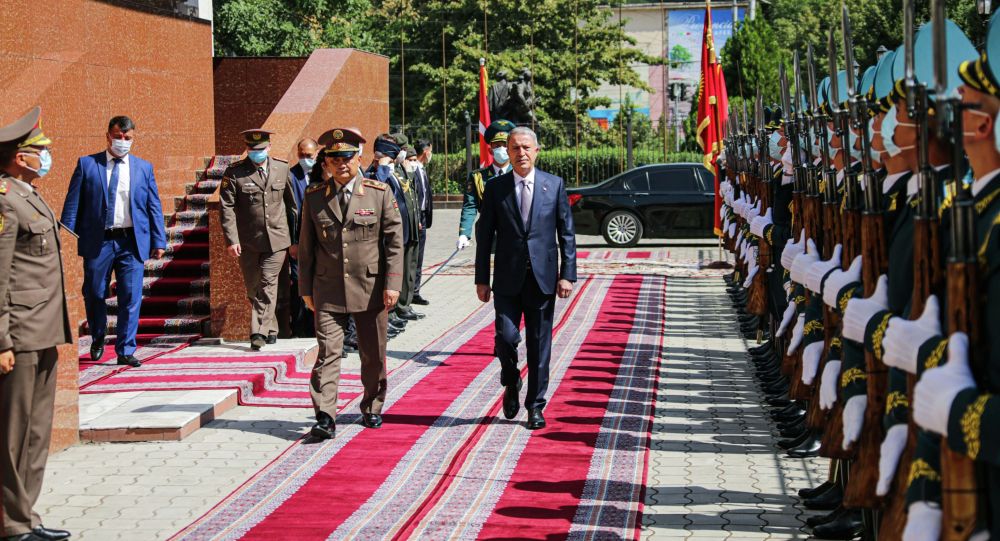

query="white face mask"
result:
[868,117,882,163]
[110,138,132,157]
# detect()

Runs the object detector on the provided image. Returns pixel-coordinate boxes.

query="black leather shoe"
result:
[116,355,141,368]
[503,379,522,420]
[396,310,420,321]
[250,333,266,351]
[32,526,71,541]
[799,480,836,499]
[526,408,546,430]
[4,533,47,541]
[786,434,822,458]
[810,508,862,539]
[362,413,383,428]
[748,342,773,355]
[778,430,811,450]
[387,327,402,338]
[343,341,358,353]
[805,505,846,528]
[266,334,277,345]
[89,336,106,361]
[388,316,407,329]
[767,396,791,407]
[412,294,429,305]
[310,412,336,440]
[803,483,843,510]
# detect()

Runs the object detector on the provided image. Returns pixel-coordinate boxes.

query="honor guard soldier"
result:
[298,128,403,438]
[219,129,298,351]
[0,107,73,541]
[456,119,515,250]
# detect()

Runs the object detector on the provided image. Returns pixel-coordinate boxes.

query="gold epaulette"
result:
[0,179,6,194]
[306,183,326,194]
[363,179,388,191]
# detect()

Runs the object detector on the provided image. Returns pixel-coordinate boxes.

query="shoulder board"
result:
[306,183,326,194]
[0,179,6,194]
[938,193,955,218]
[362,179,388,191]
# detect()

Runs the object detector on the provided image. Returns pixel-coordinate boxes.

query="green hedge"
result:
[425,148,703,195]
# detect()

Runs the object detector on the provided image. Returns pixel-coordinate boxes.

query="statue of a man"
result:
[488,70,512,120]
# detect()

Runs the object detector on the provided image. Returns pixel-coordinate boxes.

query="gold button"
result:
[344,273,349,278]
[344,258,349,263]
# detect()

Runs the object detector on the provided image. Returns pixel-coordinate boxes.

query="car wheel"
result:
[601,210,643,247]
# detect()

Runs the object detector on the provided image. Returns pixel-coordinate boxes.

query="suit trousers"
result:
[396,242,419,313]
[414,228,427,296]
[238,248,287,337]
[311,307,388,418]
[82,233,145,356]
[493,270,555,410]
[0,347,57,536]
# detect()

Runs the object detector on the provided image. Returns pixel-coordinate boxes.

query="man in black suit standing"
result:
[412,140,433,305]
[474,127,577,430]
[284,137,318,337]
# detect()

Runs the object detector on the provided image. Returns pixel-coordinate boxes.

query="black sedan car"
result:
[567,163,717,247]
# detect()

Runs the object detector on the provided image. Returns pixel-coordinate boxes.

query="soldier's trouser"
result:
[0,347,57,536]
[396,243,420,313]
[238,249,287,337]
[275,258,292,338]
[414,228,427,295]
[312,307,388,418]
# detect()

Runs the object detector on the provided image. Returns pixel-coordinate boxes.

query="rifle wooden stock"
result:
[820,397,855,459]
[805,200,842,429]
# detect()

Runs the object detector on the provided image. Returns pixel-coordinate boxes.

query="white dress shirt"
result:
[105,151,132,228]
[514,167,536,211]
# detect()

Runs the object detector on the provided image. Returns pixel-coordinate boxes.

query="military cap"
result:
[391,132,409,147]
[241,129,273,150]
[318,128,365,154]
[872,49,897,113]
[859,65,877,117]
[892,19,977,103]
[403,144,416,157]
[485,119,516,144]
[958,11,1000,97]
[0,106,51,149]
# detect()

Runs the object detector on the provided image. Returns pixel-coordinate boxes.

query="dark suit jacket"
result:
[369,163,413,245]
[415,166,434,229]
[475,168,577,296]
[61,152,167,260]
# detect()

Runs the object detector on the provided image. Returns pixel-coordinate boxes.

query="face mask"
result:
[493,146,509,164]
[248,149,268,164]
[23,149,52,178]
[826,127,840,159]
[298,157,316,171]
[848,130,862,162]
[768,132,783,161]
[868,118,882,163]
[882,104,917,156]
[110,138,132,157]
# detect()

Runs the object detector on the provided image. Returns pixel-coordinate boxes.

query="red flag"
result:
[478,59,493,168]
[694,0,729,236]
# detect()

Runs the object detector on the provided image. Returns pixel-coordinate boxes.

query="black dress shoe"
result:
[780,424,807,440]
[388,316,407,329]
[310,412,336,440]
[767,396,791,407]
[343,342,358,353]
[503,379,522,420]
[266,334,277,345]
[786,434,822,458]
[778,430,811,450]
[396,310,420,321]
[362,413,383,428]
[89,336,106,361]
[748,342,773,355]
[810,508,863,539]
[803,483,843,510]
[32,526,71,541]
[250,333,266,351]
[412,294,429,305]
[805,505,846,528]
[526,408,546,430]
[387,327,402,338]
[799,480,836,499]
[116,355,141,368]
[4,533,46,541]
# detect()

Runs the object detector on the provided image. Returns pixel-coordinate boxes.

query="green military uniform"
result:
[458,120,515,240]
[395,149,421,317]
[0,107,73,538]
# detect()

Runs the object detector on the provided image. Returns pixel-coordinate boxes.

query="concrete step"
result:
[79,389,238,442]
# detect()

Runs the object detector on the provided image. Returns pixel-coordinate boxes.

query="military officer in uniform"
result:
[0,107,73,541]
[219,129,298,351]
[298,128,403,438]
[394,144,423,322]
[457,119,515,250]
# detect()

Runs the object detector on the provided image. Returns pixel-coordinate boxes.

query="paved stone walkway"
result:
[37,209,821,540]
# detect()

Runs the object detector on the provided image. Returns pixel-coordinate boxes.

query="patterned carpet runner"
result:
[78,156,240,358]
[171,274,663,541]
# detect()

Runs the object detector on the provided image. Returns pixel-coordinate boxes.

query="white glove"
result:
[777,302,797,338]
[801,341,824,385]
[789,239,821,284]
[781,146,794,175]
[743,257,759,288]
[914,333,977,437]
[842,275,889,342]
[720,203,729,220]
[805,244,843,294]
[749,209,773,237]
[727,222,736,239]
[733,194,746,217]
[780,231,807,270]
[457,235,471,250]
[820,360,842,410]
[787,314,806,355]
[883,296,943,374]
[876,424,909,496]
[823,255,863,308]
[902,502,942,541]
[842,395,867,450]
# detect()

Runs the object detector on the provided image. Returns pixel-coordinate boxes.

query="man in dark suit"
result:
[475,127,577,430]
[284,137,318,338]
[61,116,167,367]
[412,140,433,305]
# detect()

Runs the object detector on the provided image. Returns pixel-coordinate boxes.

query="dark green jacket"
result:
[458,164,510,238]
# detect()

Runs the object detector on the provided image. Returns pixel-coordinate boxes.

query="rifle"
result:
[841,3,888,508]
[778,63,802,378]
[881,0,943,534]
[746,93,770,318]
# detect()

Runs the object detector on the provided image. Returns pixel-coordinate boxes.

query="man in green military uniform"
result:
[456,119,515,250]
[0,107,73,541]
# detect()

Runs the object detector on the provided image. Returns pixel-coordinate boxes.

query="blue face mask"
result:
[868,117,882,163]
[248,149,268,164]
[848,130,862,162]
[768,132,783,161]
[882,105,902,157]
[492,146,509,164]
[23,149,52,178]
[826,126,840,159]
[299,157,316,171]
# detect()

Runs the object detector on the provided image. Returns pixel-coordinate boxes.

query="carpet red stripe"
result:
[476,274,644,540]
[626,250,651,259]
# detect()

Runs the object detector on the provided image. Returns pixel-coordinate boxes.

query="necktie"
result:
[339,186,349,215]
[520,178,532,228]
[106,158,122,228]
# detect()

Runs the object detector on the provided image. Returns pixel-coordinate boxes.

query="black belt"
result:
[105,227,134,239]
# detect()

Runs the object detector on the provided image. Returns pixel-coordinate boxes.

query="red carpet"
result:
[78,334,199,388]
[172,275,663,541]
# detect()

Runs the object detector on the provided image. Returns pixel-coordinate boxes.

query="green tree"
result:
[669,44,693,69]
